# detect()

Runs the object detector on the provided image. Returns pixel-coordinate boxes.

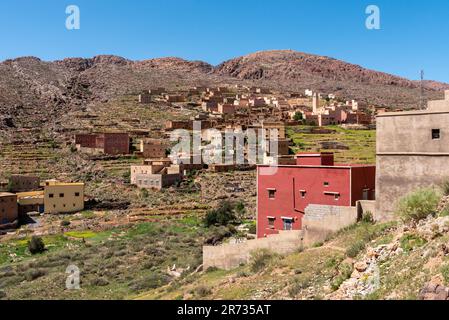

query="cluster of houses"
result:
[255,90,449,237]
[0,175,84,230]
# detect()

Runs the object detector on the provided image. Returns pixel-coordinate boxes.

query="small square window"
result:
[335,194,340,201]
[75,192,80,197]
[49,194,54,198]
[268,218,275,229]
[324,182,329,187]
[268,190,276,199]
[300,191,306,198]
[432,129,440,140]
[59,193,64,198]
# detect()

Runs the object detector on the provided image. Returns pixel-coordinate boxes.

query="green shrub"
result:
[399,233,427,253]
[249,249,276,273]
[288,278,310,297]
[331,263,353,291]
[203,201,237,227]
[25,268,47,281]
[247,222,256,235]
[346,241,365,258]
[60,220,71,227]
[28,236,46,255]
[140,188,149,199]
[195,285,212,297]
[441,264,449,285]
[396,188,440,222]
[361,211,374,224]
[441,181,449,196]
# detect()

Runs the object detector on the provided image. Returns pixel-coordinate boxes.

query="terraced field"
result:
[287,125,376,164]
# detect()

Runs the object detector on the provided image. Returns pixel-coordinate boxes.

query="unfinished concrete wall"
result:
[376,106,449,221]
[302,204,358,247]
[203,231,302,270]
[357,200,376,218]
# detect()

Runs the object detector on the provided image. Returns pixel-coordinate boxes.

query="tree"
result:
[203,201,238,227]
[293,112,303,122]
[28,236,46,254]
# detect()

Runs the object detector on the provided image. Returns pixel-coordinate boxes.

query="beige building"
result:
[131,159,182,190]
[43,181,85,214]
[376,90,449,221]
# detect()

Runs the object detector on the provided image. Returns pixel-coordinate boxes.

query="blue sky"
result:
[0,0,448,82]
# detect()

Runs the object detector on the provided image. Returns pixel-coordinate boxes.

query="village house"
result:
[218,103,236,115]
[257,153,375,238]
[138,139,167,159]
[16,191,44,216]
[376,90,449,221]
[148,88,166,95]
[0,193,18,229]
[75,132,130,155]
[43,180,85,214]
[138,93,152,104]
[8,175,40,193]
[164,94,186,103]
[131,159,182,190]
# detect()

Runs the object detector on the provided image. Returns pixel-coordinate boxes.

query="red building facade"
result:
[257,153,375,238]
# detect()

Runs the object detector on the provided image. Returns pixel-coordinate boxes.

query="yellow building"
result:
[43,181,84,214]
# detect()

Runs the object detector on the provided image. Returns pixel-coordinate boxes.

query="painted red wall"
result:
[257,164,376,238]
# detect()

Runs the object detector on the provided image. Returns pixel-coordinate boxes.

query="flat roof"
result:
[376,109,449,118]
[257,164,375,169]
[0,192,16,197]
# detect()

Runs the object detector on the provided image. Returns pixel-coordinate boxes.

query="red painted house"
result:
[257,153,375,238]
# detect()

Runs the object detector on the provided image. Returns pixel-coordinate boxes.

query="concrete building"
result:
[218,104,236,115]
[131,159,182,190]
[257,153,375,238]
[376,90,449,221]
[8,175,40,192]
[0,193,18,229]
[43,181,85,214]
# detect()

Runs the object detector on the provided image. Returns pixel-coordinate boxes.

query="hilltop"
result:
[1,50,448,131]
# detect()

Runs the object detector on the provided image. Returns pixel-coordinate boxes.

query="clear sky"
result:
[0,0,448,82]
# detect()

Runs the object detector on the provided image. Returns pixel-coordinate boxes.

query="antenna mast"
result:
[420,70,425,109]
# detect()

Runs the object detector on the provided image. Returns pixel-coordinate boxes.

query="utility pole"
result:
[420,70,425,109]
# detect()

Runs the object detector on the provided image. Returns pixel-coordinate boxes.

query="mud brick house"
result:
[139,139,167,159]
[257,153,375,238]
[149,88,166,95]
[164,94,185,103]
[218,104,236,115]
[0,193,18,229]
[75,132,130,155]
[8,175,40,192]
[139,93,152,104]
[376,90,449,221]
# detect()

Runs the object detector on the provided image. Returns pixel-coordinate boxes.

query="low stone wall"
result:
[302,204,358,247]
[203,230,302,270]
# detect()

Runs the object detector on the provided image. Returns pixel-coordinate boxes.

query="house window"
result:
[268,189,276,199]
[75,192,80,197]
[324,182,329,187]
[282,218,293,231]
[59,193,64,198]
[432,129,440,140]
[335,194,340,201]
[268,217,275,229]
[49,194,54,198]
[300,191,306,198]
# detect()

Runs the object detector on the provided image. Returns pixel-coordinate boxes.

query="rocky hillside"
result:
[138,194,449,300]
[1,50,448,131]
[215,50,445,107]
